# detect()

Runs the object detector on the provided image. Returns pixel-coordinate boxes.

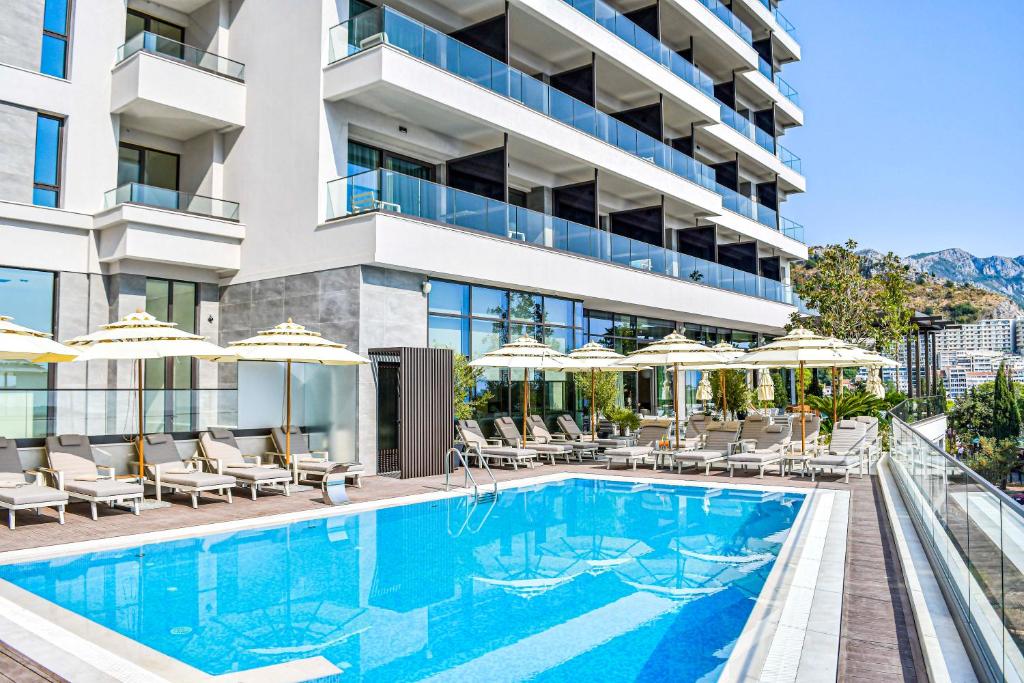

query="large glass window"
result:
[40,0,70,78]
[427,280,583,429]
[144,278,196,432]
[0,268,56,438]
[347,140,434,180]
[126,9,184,43]
[33,114,64,207]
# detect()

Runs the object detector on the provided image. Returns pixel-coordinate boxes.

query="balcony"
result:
[560,0,715,98]
[110,32,245,140]
[104,183,239,221]
[328,7,718,198]
[327,169,796,305]
[93,183,243,273]
[696,0,753,43]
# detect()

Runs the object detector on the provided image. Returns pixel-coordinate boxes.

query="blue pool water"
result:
[0,479,804,681]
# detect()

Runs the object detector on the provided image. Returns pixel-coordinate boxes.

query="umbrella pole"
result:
[831,366,838,425]
[523,367,529,447]
[673,362,680,450]
[285,359,292,469]
[799,361,806,455]
[590,368,596,438]
[137,358,144,478]
[719,371,728,418]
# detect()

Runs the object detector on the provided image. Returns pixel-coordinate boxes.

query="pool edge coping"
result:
[0,473,838,682]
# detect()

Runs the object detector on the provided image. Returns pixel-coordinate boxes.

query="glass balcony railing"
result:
[696,0,753,44]
[779,145,802,173]
[757,0,797,36]
[889,397,1024,683]
[719,102,776,154]
[780,216,804,242]
[561,0,714,99]
[758,56,773,80]
[328,169,796,304]
[116,31,245,81]
[328,7,717,193]
[104,182,240,221]
[756,202,778,228]
[717,183,754,221]
[774,74,799,105]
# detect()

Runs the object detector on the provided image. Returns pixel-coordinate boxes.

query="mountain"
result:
[796,246,1024,322]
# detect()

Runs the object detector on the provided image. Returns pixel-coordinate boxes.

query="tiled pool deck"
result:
[0,462,925,682]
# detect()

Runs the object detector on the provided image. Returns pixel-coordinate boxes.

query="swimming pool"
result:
[0,478,804,681]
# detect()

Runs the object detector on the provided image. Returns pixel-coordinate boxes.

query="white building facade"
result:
[0,0,807,473]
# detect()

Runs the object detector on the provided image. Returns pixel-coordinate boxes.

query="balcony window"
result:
[32,114,64,207]
[117,143,180,200]
[40,0,70,78]
[144,278,198,432]
[0,267,56,438]
[126,9,185,47]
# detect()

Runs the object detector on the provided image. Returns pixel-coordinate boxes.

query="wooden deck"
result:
[0,462,929,681]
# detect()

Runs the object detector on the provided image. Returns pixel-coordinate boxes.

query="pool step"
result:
[475,490,499,504]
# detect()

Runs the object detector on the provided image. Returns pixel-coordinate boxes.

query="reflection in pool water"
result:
[0,479,803,681]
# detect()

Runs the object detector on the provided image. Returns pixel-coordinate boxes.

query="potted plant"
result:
[607,406,641,436]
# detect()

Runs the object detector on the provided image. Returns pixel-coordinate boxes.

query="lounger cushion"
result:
[0,485,68,506]
[729,453,782,464]
[201,437,246,465]
[48,451,98,480]
[569,442,600,452]
[159,472,236,488]
[64,479,143,498]
[605,446,653,458]
[765,424,785,433]
[812,455,861,467]
[480,447,536,459]
[675,451,727,463]
[528,443,574,454]
[225,466,291,482]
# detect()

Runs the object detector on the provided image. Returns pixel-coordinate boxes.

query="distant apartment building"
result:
[940,350,1024,398]
[935,319,1015,358]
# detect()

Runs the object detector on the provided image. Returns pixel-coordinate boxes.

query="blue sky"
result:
[781,0,1024,257]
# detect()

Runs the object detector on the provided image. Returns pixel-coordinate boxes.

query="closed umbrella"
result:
[696,375,713,405]
[223,320,370,470]
[865,367,887,399]
[469,336,566,444]
[619,332,730,449]
[559,341,629,438]
[0,315,78,362]
[66,311,230,476]
[756,368,775,406]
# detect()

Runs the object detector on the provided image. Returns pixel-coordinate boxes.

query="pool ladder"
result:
[444,447,498,500]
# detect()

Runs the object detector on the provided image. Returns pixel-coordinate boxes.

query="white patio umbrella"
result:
[469,336,566,444]
[223,320,370,468]
[559,341,630,438]
[732,327,878,454]
[619,332,730,449]
[0,315,78,362]
[66,311,231,476]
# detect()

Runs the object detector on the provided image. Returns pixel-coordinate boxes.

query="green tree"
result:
[772,370,789,410]
[873,252,915,356]
[950,384,995,442]
[807,369,823,398]
[790,240,874,343]
[572,371,620,420]
[452,353,492,421]
[712,370,751,419]
[993,362,1022,441]
[966,437,1019,489]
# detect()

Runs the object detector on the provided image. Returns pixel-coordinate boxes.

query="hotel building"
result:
[0,0,807,474]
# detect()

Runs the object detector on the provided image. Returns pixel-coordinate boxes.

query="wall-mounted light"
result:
[398,125,408,134]
[421,280,432,296]
[208,314,215,324]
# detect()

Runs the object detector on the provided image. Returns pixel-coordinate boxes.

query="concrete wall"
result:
[0,0,43,72]
[0,102,37,204]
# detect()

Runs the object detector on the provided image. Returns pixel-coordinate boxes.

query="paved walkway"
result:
[0,462,930,681]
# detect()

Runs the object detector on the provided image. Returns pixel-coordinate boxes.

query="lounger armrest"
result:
[96,465,116,479]
[310,450,329,459]
[23,469,44,485]
[196,455,223,474]
[38,466,65,490]
[549,434,569,443]
[486,438,504,446]
[243,454,262,465]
